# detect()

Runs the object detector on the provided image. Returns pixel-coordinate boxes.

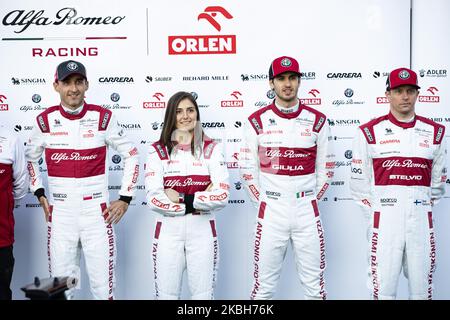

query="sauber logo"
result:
[168,6,236,55]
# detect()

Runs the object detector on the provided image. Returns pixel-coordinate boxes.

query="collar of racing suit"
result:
[59,102,87,120]
[270,99,303,119]
[388,112,417,129]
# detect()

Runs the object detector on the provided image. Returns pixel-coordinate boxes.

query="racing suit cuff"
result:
[34,188,46,201]
[184,194,195,213]
[119,195,132,204]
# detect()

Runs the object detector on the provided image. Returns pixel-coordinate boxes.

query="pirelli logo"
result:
[204,142,215,159]
[101,113,110,130]
[315,116,325,132]
[251,118,261,132]
[363,127,374,143]
[156,144,167,159]
[38,115,47,132]
[436,127,443,143]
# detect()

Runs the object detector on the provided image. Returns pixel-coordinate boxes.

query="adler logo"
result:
[168,7,236,55]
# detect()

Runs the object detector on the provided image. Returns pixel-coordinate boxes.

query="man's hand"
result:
[102,200,129,224]
[164,188,180,203]
[205,183,213,192]
[39,196,51,222]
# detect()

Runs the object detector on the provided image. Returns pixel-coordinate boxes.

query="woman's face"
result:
[175,98,197,131]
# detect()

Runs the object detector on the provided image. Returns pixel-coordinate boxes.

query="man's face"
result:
[53,74,88,109]
[270,72,300,105]
[386,85,419,117]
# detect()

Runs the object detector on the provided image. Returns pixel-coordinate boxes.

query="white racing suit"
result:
[350,112,447,299]
[25,104,139,299]
[145,140,229,299]
[239,101,334,300]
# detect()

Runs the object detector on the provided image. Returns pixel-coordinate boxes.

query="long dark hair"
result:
[160,91,204,156]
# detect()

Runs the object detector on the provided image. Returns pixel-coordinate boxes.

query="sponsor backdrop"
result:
[0,0,449,299]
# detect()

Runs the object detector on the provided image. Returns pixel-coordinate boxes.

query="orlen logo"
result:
[376,96,389,104]
[419,87,440,103]
[168,6,236,55]
[221,91,243,107]
[0,94,8,111]
[143,92,166,109]
[226,152,239,169]
[300,89,321,105]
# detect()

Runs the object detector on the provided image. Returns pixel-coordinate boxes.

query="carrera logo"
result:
[380,139,400,144]
[50,131,68,136]
[168,6,236,55]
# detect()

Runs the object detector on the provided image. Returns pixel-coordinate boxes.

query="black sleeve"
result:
[119,195,132,204]
[34,188,46,201]
[184,194,195,213]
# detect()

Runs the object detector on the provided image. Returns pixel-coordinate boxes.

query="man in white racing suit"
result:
[239,56,334,299]
[350,67,447,299]
[25,60,139,299]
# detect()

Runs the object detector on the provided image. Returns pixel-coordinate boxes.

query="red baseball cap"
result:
[386,67,420,90]
[269,56,300,79]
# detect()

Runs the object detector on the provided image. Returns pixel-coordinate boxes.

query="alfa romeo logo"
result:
[67,62,78,71]
[399,70,410,79]
[281,58,292,67]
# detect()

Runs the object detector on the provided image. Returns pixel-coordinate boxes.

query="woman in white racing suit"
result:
[145,91,229,300]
